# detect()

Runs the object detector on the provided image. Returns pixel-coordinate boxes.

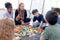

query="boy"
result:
[32,9,45,28]
[40,11,60,40]
[52,8,60,24]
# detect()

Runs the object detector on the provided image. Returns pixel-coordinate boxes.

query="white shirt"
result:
[3,11,13,18]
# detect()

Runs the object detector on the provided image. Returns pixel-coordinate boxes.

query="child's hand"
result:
[14,33,22,40]
[14,33,20,37]
[14,36,21,40]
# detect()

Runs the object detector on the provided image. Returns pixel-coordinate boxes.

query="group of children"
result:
[0,2,60,40]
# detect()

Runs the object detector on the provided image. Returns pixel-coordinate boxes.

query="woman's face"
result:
[20,4,24,10]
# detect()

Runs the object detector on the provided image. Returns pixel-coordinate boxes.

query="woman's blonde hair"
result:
[18,3,24,10]
[0,18,14,40]
[18,3,24,20]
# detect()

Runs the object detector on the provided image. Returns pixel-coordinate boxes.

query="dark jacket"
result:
[15,9,27,19]
[33,14,45,23]
[15,9,27,25]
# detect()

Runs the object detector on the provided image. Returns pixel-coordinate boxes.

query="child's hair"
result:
[46,11,58,25]
[0,18,14,40]
[5,2,12,8]
[52,8,60,14]
[32,9,38,15]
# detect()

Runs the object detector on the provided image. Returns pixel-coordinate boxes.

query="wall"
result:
[0,0,60,19]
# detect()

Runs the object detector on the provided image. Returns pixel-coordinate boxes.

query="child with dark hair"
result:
[32,9,45,28]
[52,8,60,24]
[40,11,60,40]
[3,2,13,18]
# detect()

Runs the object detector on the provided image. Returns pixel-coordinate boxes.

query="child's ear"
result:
[45,19,48,23]
[45,19,50,25]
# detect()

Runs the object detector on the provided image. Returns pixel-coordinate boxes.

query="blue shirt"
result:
[57,15,60,24]
[33,14,45,23]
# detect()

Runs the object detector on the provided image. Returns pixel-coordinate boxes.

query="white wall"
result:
[43,0,57,17]
[0,0,18,9]
[0,10,5,19]
[30,0,44,14]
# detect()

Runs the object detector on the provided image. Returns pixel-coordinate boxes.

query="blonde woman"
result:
[15,3,30,25]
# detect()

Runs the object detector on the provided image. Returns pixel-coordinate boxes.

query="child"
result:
[3,2,13,18]
[52,8,60,24]
[40,11,60,40]
[32,9,45,28]
[0,18,14,40]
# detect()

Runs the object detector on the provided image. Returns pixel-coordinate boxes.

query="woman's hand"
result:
[20,20,24,25]
[16,14,20,21]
